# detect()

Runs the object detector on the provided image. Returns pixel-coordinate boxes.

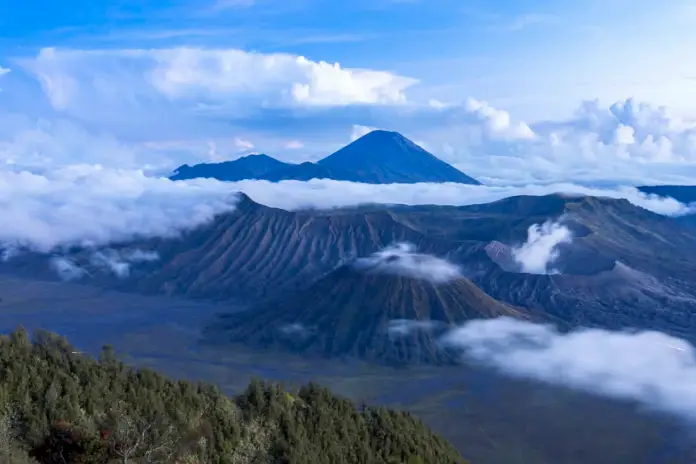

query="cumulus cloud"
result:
[464,98,536,140]
[350,124,378,141]
[22,47,416,117]
[353,242,462,284]
[441,317,696,421]
[512,219,573,274]
[0,166,238,252]
[10,45,696,185]
[448,99,696,185]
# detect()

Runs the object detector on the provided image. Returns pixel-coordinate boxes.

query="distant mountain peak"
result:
[170,154,291,182]
[236,153,274,161]
[318,131,480,184]
[360,129,403,139]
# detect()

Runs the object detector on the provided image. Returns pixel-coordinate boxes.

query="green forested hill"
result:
[0,328,466,464]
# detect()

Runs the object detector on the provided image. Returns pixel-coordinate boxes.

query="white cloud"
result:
[49,257,87,281]
[350,124,378,141]
[464,97,536,140]
[234,137,255,150]
[0,115,167,172]
[412,99,696,186]
[0,166,237,252]
[90,249,131,278]
[11,46,696,185]
[124,249,160,262]
[87,248,160,278]
[0,165,691,254]
[285,140,304,149]
[205,141,224,163]
[23,47,417,118]
[441,317,696,421]
[512,219,573,274]
[0,65,9,91]
[223,178,695,216]
[353,242,462,284]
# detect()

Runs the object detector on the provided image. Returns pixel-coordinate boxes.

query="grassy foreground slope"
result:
[0,328,466,464]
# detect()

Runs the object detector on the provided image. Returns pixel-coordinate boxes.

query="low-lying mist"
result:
[441,317,696,421]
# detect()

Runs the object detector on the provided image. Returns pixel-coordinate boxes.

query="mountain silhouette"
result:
[170,154,292,181]
[317,130,480,184]
[169,131,480,184]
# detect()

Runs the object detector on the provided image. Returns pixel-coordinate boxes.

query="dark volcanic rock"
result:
[262,161,355,182]
[202,263,542,365]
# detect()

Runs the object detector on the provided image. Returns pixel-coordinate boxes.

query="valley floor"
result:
[1,276,693,464]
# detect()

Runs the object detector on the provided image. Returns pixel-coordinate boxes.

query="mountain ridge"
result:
[170,153,292,181]
[169,130,481,184]
[5,192,696,345]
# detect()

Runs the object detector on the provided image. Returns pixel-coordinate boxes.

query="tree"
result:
[106,401,178,463]
[0,328,467,464]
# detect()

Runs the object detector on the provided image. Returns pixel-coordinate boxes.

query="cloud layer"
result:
[0,166,238,252]
[223,178,694,216]
[441,317,696,421]
[353,242,462,283]
[0,168,693,253]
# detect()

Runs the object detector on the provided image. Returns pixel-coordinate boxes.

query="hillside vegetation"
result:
[0,328,466,464]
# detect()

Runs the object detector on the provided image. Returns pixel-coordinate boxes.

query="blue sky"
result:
[0,0,696,184]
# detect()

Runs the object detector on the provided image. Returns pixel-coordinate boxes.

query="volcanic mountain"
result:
[169,130,480,184]
[202,247,543,365]
[7,193,696,343]
[315,130,481,184]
